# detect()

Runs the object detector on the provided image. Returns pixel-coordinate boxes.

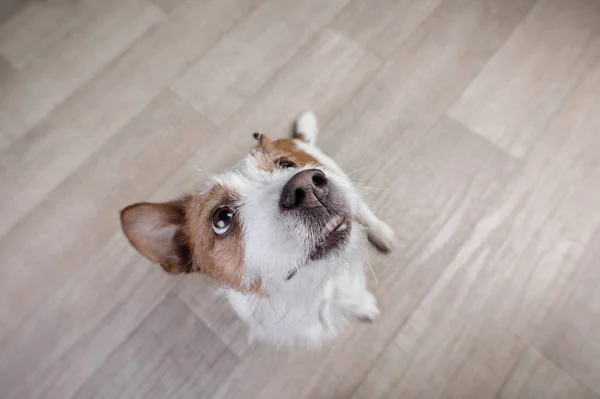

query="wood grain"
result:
[332,0,443,58]
[449,0,600,157]
[354,319,521,399]
[0,0,31,24]
[0,249,179,399]
[177,276,251,358]
[538,228,600,395]
[0,0,80,70]
[151,0,188,14]
[0,0,165,141]
[498,349,598,399]
[170,0,351,125]
[321,0,536,155]
[73,294,238,399]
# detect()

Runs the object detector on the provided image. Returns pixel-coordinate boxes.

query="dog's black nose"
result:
[280,169,328,209]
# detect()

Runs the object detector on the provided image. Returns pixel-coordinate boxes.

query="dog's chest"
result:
[224,261,362,346]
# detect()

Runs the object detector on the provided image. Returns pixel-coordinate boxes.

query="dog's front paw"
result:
[353,292,380,323]
[368,220,396,253]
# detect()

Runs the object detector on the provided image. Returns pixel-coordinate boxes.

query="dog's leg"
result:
[329,272,380,323]
[358,202,396,252]
[339,288,380,323]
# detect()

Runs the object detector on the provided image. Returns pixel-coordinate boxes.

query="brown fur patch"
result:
[184,185,262,293]
[270,138,321,167]
[291,132,307,142]
[253,133,321,168]
[121,185,262,295]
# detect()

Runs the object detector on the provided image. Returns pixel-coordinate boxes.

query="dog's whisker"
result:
[366,261,379,286]
[344,167,365,178]
[295,265,308,298]
[266,297,284,322]
[361,185,394,194]
[275,304,294,324]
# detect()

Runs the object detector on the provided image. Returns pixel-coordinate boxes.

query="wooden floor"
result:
[1,0,600,398]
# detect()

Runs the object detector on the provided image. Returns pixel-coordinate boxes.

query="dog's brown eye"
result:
[277,158,297,168]
[211,206,233,235]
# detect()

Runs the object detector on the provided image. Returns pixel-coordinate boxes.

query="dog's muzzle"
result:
[279,169,352,262]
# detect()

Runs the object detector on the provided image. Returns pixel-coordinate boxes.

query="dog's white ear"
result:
[120,200,192,274]
[293,111,318,145]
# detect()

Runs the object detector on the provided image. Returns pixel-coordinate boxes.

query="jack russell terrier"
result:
[120,112,395,347]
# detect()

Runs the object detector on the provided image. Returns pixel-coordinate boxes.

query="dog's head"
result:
[120,134,363,295]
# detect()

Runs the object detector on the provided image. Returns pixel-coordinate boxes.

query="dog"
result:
[120,112,395,347]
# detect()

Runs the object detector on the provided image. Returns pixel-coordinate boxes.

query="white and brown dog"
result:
[120,112,395,347]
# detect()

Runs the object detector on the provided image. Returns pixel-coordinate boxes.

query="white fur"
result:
[295,111,318,145]
[206,112,395,347]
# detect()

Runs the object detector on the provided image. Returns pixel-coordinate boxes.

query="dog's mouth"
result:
[285,214,351,280]
[310,214,351,260]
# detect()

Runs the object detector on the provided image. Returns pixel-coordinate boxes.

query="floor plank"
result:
[170,0,351,125]
[0,134,9,152]
[0,0,31,24]
[0,0,165,141]
[73,294,238,399]
[177,276,251,358]
[320,0,536,152]
[0,244,179,399]
[448,0,600,157]
[151,0,188,14]
[332,0,443,58]
[0,0,81,70]
[498,349,598,399]
[354,319,521,399]
[359,60,600,399]
[538,228,600,395]
[0,53,18,150]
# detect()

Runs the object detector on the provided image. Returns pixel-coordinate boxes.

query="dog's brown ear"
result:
[252,132,273,151]
[120,200,192,274]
